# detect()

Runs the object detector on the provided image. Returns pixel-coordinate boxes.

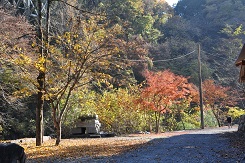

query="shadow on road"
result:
[95,130,245,163]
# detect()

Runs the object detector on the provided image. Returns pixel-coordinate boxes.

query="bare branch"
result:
[57,0,106,16]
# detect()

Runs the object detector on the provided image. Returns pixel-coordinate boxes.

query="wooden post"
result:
[198,44,204,129]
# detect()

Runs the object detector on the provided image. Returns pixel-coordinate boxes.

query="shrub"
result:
[227,107,245,123]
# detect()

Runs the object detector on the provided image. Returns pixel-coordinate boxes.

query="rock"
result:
[238,115,245,135]
[0,143,26,163]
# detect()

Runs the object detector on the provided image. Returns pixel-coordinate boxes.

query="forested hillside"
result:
[174,0,245,86]
[0,0,244,144]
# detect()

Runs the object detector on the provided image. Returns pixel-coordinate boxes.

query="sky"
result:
[165,0,179,6]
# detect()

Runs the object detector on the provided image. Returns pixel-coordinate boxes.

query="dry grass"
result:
[20,131,189,161]
[22,137,148,161]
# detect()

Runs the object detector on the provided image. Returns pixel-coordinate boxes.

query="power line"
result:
[200,50,240,85]
[201,50,236,62]
[153,50,196,63]
[201,50,238,72]
[112,50,196,63]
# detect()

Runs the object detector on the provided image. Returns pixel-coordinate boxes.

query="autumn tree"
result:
[202,79,237,127]
[2,0,52,146]
[0,7,36,139]
[95,87,145,134]
[2,0,149,145]
[42,13,138,145]
[34,0,48,146]
[162,83,199,131]
[139,70,194,133]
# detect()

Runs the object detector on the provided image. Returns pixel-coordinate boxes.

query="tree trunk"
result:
[180,113,185,130]
[155,111,160,133]
[211,108,221,127]
[36,0,44,146]
[181,117,185,130]
[36,73,44,146]
[35,0,51,146]
[55,121,61,146]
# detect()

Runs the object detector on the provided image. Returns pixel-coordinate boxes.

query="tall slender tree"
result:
[35,0,51,146]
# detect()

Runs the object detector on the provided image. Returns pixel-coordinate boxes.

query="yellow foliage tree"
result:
[44,15,132,145]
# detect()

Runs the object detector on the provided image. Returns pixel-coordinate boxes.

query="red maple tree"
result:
[139,70,195,133]
[202,79,237,127]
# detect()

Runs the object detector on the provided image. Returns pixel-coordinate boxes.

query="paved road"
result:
[91,126,244,163]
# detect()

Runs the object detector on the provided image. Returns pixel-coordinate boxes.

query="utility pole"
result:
[198,44,204,129]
